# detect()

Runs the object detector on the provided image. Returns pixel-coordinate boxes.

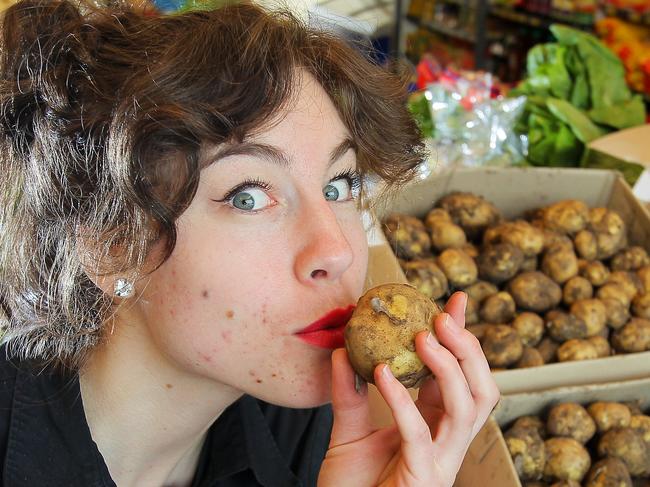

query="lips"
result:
[294,305,356,350]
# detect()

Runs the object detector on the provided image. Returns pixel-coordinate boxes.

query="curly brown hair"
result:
[0,0,425,369]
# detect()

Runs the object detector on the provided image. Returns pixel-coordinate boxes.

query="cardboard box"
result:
[491,377,650,487]
[372,166,650,395]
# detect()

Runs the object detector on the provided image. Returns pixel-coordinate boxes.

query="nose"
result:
[293,199,355,285]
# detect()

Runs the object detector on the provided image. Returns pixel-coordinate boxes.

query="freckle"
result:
[249,370,256,376]
[226,310,234,318]
[165,383,173,389]
[201,290,209,298]
[272,373,277,377]
[256,379,263,384]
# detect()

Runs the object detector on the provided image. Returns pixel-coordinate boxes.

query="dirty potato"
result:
[383,214,432,260]
[436,192,501,240]
[465,296,480,325]
[563,276,594,306]
[484,220,545,257]
[597,427,650,477]
[536,337,559,364]
[542,200,590,235]
[608,271,643,301]
[505,424,546,481]
[588,208,627,260]
[461,243,480,259]
[464,280,499,304]
[508,272,563,313]
[557,339,599,362]
[513,312,545,347]
[478,243,524,284]
[588,402,632,433]
[574,230,598,261]
[632,292,650,319]
[611,246,650,272]
[515,347,545,368]
[437,248,478,289]
[480,292,517,324]
[584,457,632,487]
[401,259,449,301]
[586,335,611,358]
[541,244,579,284]
[601,297,631,330]
[544,437,591,482]
[467,323,490,341]
[570,299,607,337]
[482,324,524,368]
[611,318,650,353]
[428,219,468,252]
[580,260,611,287]
[630,414,650,445]
[637,265,650,294]
[514,416,547,439]
[423,207,452,230]
[547,402,596,444]
[345,283,442,387]
[596,283,632,308]
[545,310,588,342]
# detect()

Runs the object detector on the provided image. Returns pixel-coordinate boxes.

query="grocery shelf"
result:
[405,14,499,43]
[601,4,650,26]
[488,4,594,29]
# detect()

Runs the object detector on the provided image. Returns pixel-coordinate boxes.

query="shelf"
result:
[406,14,499,43]
[488,4,594,29]
[601,4,650,26]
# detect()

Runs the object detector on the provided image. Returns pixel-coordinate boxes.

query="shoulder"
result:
[0,346,20,476]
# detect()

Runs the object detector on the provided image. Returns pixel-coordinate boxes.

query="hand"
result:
[318,292,500,487]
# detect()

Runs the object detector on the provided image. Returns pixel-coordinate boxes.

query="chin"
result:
[255,377,333,409]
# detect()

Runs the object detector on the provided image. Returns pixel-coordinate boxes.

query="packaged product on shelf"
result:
[409,57,527,173]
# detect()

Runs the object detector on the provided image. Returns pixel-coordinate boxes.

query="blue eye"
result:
[325,170,361,202]
[323,180,348,201]
[230,187,274,211]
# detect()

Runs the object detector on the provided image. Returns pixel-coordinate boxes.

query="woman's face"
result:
[139,75,369,407]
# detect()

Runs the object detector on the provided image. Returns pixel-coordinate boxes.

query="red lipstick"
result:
[295,305,355,349]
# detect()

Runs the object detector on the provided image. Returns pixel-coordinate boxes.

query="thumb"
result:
[329,348,374,447]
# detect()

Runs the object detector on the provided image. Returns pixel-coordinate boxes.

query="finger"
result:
[373,363,434,471]
[414,330,476,466]
[443,291,467,329]
[329,348,374,447]
[432,314,500,440]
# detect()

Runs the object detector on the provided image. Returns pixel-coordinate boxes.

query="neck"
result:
[79,311,242,487]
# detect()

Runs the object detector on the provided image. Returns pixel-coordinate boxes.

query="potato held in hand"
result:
[345,283,441,388]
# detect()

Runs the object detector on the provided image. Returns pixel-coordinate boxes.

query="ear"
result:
[75,225,139,300]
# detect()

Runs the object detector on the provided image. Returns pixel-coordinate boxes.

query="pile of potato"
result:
[383,193,650,370]
[502,400,650,486]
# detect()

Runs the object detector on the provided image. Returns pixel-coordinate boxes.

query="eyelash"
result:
[212,178,273,204]
[212,169,362,205]
[331,169,362,198]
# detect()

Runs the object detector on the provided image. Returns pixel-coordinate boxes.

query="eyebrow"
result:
[206,137,356,168]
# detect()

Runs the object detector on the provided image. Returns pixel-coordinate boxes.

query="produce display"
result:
[502,400,650,484]
[383,193,650,370]
[345,283,442,387]
[512,24,646,171]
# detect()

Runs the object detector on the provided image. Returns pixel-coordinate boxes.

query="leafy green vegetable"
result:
[513,24,646,170]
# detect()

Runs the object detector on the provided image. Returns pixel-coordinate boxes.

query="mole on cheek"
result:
[201,290,209,299]
[226,310,234,319]
[165,383,173,389]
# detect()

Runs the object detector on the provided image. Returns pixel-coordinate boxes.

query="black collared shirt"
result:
[0,350,333,486]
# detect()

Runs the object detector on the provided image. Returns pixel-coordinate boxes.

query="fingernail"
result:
[462,292,468,315]
[443,314,460,335]
[381,364,394,380]
[354,373,367,395]
[427,332,441,348]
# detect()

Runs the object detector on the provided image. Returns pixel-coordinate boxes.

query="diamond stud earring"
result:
[114,278,135,298]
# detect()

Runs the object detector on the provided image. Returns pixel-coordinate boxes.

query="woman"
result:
[0,1,499,485]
